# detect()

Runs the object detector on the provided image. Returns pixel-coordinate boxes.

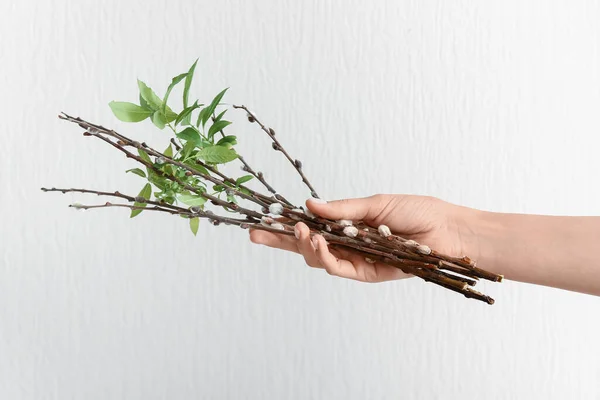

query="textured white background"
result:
[1,0,600,399]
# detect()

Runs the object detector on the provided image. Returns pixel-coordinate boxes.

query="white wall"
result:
[1,0,599,398]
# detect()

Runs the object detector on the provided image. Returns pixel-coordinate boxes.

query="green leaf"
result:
[196,107,210,128]
[236,175,254,185]
[183,59,198,109]
[165,109,178,123]
[131,183,151,218]
[139,94,151,110]
[109,102,153,122]
[208,120,232,139]
[199,88,229,127]
[214,109,227,122]
[216,135,237,148]
[213,184,225,192]
[138,149,152,163]
[176,101,202,126]
[162,73,188,115]
[197,145,238,164]
[163,144,173,158]
[138,80,163,111]
[189,217,199,236]
[227,194,238,204]
[181,141,196,160]
[184,159,209,175]
[179,194,208,207]
[126,168,146,178]
[176,127,202,147]
[152,110,167,129]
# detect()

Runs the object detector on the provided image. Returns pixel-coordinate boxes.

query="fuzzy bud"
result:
[365,257,376,264]
[271,142,280,151]
[240,165,249,172]
[405,240,418,247]
[337,219,353,227]
[83,131,92,136]
[270,222,285,231]
[190,206,202,214]
[325,225,332,232]
[417,245,432,255]
[268,127,276,136]
[363,237,373,244]
[303,207,315,218]
[155,156,166,165]
[260,216,274,227]
[185,171,193,176]
[210,219,221,226]
[134,196,147,203]
[257,172,264,179]
[70,203,85,210]
[378,225,392,238]
[247,114,255,123]
[310,191,319,199]
[343,226,359,237]
[294,159,302,168]
[117,140,127,146]
[225,189,235,197]
[269,203,284,215]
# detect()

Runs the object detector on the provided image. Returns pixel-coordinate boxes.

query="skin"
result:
[249,195,600,296]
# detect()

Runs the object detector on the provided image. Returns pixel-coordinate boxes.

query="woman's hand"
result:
[249,194,479,283]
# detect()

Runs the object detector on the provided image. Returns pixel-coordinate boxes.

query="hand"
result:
[249,194,478,283]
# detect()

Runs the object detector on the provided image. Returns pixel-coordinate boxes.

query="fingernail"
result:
[307,198,327,204]
[294,224,300,239]
[312,235,319,250]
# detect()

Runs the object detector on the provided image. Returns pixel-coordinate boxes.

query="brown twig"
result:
[233,104,321,198]
[50,112,502,304]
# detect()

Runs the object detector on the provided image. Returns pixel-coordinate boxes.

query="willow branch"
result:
[233,104,320,199]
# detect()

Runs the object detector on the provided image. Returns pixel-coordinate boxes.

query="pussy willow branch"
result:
[59,113,292,213]
[78,122,266,220]
[233,104,320,199]
[54,113,501,303]
[210,113,294,207]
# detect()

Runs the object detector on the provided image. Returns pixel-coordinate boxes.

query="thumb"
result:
[306,195,392,222]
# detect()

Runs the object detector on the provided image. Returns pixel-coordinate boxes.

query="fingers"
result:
[314,236,412,282]
[250,222,411,282]
[305,195,394,222]
[294,223,322,268]
[249,229,299,254]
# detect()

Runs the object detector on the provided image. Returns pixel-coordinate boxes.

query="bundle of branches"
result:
[43,60,503,304]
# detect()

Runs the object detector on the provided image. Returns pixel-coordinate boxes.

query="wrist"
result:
[458,207,511,278]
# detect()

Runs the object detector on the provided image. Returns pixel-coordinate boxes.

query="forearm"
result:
[466,211,600,295]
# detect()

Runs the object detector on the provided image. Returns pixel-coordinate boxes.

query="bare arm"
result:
[466,211,600,295]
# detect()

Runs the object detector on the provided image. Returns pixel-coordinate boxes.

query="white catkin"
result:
[337,219,353,227]
[268,203,284,215]
[405,239,418,246]
[325,225,332,232]
[260,216,273,227]
[304,208,315,218]
[378,225,392,237]
[343,226,359,237]
[417,245,432,255]
[365,257,376,264]
[71,203,85,210]
[363,237,373,244]
[270,223,285,231]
